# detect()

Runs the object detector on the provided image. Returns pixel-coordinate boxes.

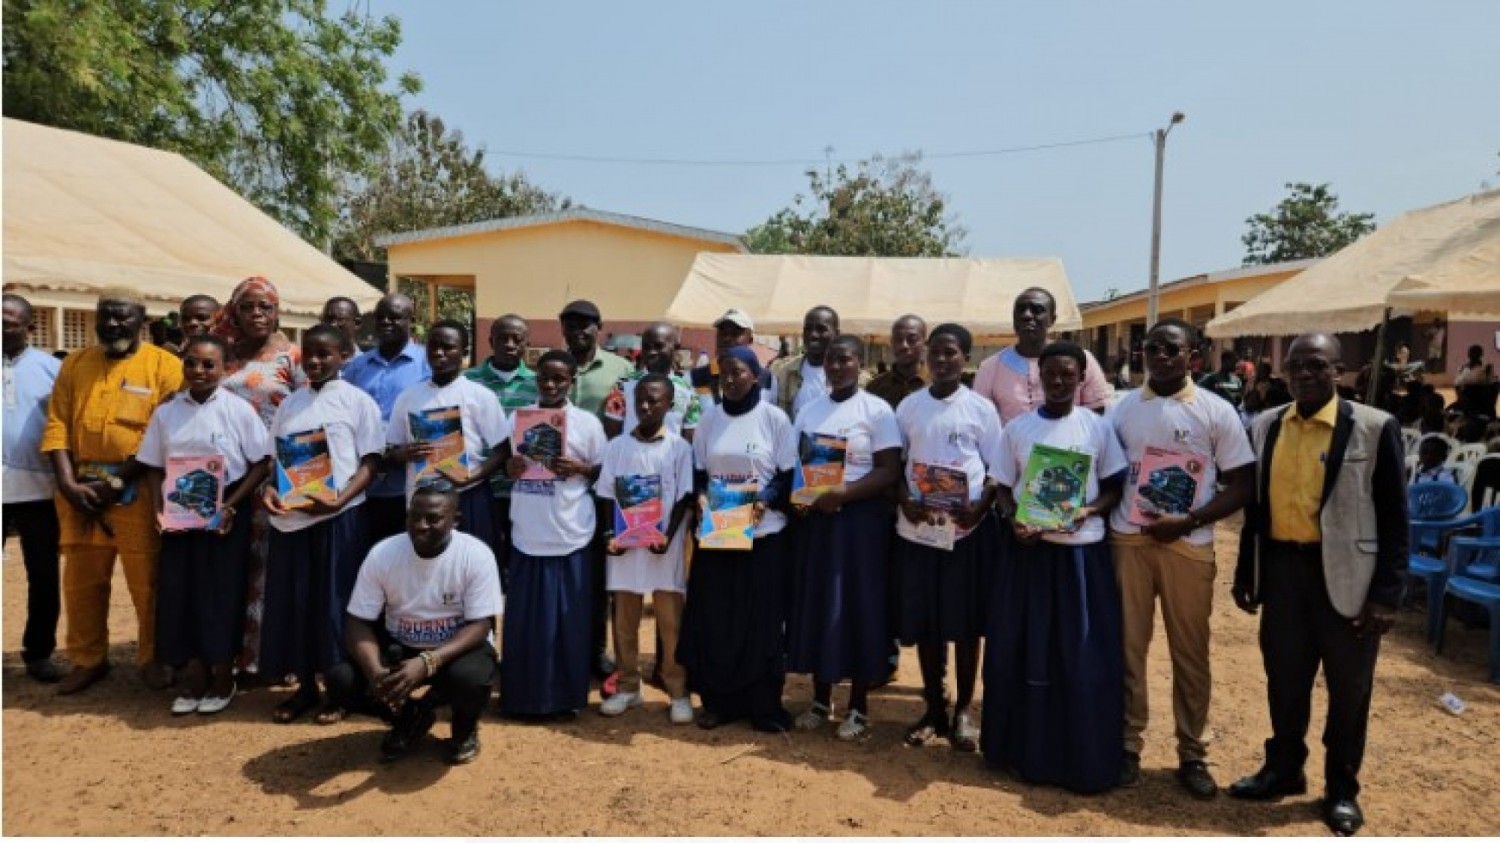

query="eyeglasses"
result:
[1143,341,1183,359]
[414,477,455,493]
[1285,358,1332,374]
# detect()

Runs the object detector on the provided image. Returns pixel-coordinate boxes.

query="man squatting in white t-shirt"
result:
[327,482,504,766]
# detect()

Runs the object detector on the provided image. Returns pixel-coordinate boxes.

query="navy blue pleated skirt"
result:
[500,545,592,715]
[155,491,254,666]
[981,533,1124,795]
[457,483,503,556]
[890,511,1000,645]
[258,505,369,679]
[787,497,892,684]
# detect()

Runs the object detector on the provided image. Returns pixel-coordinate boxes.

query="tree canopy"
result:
[1241,182,1376,265]
[3,0,420,245]
[747,152,966,258]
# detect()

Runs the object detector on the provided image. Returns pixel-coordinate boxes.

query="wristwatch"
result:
[104,475,125,492]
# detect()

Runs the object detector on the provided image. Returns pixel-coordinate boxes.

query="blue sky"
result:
[367,0,1499,303]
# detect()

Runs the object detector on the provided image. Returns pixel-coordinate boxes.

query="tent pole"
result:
[1367,307,1392,405]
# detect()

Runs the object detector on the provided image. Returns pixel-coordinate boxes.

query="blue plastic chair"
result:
[1406,504,1500,642]
[1435,538,1500,683]
[1409,482,1470,556]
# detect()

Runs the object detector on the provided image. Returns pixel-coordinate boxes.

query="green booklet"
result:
[1015,443,1092,531]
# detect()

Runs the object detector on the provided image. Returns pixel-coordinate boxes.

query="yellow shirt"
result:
[1268,397,1337,542]
[40,344,184,464]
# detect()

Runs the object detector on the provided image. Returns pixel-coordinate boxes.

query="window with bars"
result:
[62,309,92,351]
[27,308,56,350]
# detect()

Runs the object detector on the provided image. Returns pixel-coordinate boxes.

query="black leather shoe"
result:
[1324,798,1364,836]
[1227,767,1308,801]
[1119,752,1142,788]
[1176,760,1218,800]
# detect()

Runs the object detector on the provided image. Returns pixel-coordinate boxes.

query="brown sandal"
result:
[313,702,347,725]
[272,690,319,724]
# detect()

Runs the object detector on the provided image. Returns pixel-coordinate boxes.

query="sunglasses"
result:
[414,477,455,493]
[1142,341,1184,358]
[1285,358,1332,374]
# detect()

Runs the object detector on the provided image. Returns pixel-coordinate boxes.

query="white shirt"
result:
[268,379,386,533]
[795,390,902,484]
[595,429,695,593]
[387,377,511,501]
[894,386,1005,543]
[136,388,274,485]
[1107,382,1256,545]
[2,347,60,503]
[508,403,607,556]
[996,407,1128,545]
[693,399,798,537]
[792,359,829,419]
[347,532,503,649]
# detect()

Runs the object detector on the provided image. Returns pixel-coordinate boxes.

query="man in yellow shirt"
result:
[41,291,184,694]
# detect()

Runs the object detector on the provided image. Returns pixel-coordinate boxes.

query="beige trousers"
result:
[612,590,686,698]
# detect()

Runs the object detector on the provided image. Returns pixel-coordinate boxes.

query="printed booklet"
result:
[698,475,759,550]
[274,427,337,508]
[1015,444,1092,531]
[905,462,972,550]
[409,405,470,483]
[791,432,847,506]
[512,408,568,495]
[613,473,667,548]
[1125,445,1205,527]
[161,455,224,531]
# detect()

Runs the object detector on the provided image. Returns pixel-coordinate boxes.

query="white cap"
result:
[713,308,754,331]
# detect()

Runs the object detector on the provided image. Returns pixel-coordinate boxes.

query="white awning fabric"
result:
[1207,189,1500,338]
[2,118,381,317]
[1386,232,1500,318]
[665,253,1082,336]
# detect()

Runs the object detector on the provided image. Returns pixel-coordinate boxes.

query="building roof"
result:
[375,207,750,251]
[1,118,382,317]
[1078,258,1319,312]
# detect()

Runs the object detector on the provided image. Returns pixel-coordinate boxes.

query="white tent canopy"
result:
[1386,231,1500,318]
[1207,189,1500,338]
[665,253,1082,337]
[2,118,381,318]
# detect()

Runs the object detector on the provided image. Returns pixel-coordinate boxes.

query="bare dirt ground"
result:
[4,517,1499,836]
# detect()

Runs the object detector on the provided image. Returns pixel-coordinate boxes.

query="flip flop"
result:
[271,691,319,724]
[314,702,348,725]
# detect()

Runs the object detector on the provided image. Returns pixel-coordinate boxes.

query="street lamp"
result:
[1146,111,1185,329]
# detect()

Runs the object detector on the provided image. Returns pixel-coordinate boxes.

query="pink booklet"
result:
[160,455,225,531]
[1124,446,1206,527]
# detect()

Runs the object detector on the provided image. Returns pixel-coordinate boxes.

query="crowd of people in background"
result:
[3,279,1445,835]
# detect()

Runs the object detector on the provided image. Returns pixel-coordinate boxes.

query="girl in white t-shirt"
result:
[136,335,274,715]
[258,325,386,725]
[984,340,1128,795]
[786,336,903,741]
[386,320,512,555]
[500,349,607,719]
[889,323,1004,753]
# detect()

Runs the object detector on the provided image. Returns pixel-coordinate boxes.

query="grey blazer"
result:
[1234,399,1408,617]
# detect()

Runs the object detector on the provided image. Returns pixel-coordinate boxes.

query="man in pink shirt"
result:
[973,287,1113,423]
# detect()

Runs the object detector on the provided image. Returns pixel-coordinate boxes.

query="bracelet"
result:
[418,650,437,678]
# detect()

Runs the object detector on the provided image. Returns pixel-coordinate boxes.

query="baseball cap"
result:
[559,300,601,322]
[713,308,754,331]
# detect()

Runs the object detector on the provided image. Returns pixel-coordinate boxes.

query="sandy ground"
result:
[4,517,1499,837]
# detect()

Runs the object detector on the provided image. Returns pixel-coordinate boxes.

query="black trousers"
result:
[589,521,610,668]
[1258,543,1382,800]
[364,495,408,547]
[326,641,496,741]
[3,500,61,663]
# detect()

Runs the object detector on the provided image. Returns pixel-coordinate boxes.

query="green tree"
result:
[3,0,419,244]
[1242,182,1376,265]
[748,152,966,257]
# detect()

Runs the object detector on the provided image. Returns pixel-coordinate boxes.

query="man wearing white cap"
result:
[688,308,776,418]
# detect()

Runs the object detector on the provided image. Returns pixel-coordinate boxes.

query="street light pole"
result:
[1146,111,1185,329]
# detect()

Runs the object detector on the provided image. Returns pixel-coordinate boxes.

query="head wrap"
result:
[718,344,763,375]
[211,277,293,362]
[717,345,763,416]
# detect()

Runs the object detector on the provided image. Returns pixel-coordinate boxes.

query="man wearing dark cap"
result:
[688,307,775,417]
[560,300,633,417]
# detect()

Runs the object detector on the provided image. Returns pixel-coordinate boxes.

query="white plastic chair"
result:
[1403,427,1422,456]
[1451,443,1488,465]
[1406,454,1420,483]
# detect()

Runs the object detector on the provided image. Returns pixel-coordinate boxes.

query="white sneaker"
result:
[599,690,643,717]
[196,681,237,715]
[795,701,834,732]
[669,697,694,725]
[836,709,870,741]
[170,695,200,715]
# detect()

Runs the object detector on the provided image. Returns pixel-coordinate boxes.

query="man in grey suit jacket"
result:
[1227,332,1407,837]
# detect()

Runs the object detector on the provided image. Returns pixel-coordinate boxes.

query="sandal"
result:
[271,690,320,724]
[950,709,979,753]
[314,701,348,725]
[904,708,951,747]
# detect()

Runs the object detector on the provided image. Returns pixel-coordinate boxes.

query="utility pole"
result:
[1147,112,1185,329]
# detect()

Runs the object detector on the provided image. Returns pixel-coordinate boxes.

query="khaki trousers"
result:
[1111,533,1216,762]
[58,493,160,668]
[612,590,686,698]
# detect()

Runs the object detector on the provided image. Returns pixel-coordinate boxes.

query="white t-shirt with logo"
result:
[267,380,386,533]
[792,359,829,419]
[995,407,1128,546]
[387,377,511,501]
[894,386,1005,543]
[508,403,607,557]
[347,531,504,649]
[795,390,902,484]
[595,430,695,594]
[693,399,798,538]
[137,388,273,485]
[1106,384,1256,545]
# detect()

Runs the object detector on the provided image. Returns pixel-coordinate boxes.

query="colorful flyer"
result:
[1125,445,1206,527]
[409,405,470,484]
[904,462,971,550]
[1015,443,1092,531]
[698,475,758,550]
[274,427,338,508]
[512,408,567,495]
[613,473,667,549]
[161,455,224,531]
[791,432,847,506]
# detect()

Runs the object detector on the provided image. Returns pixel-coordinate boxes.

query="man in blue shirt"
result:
[2,294,64,682]
[342,293,430,545]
